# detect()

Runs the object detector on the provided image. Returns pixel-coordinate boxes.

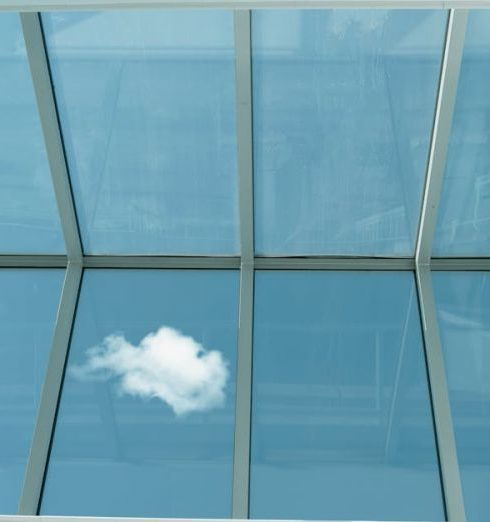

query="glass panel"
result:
[0,269,64,513]
[433,272,490,522]
[253,11,446,256]
[251,271,444,521]
[0,14,64,254]
[42,11,238,255]
[41,269,239,517]
[434,12,490,256]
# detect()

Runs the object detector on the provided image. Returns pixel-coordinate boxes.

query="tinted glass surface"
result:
[0,14,64,253]
[43,11,238,255]
[434,272,490,522]
[41,269,239,517]
[0,269,63,513]
[253,10,446,256]
[434,12,490,255]
[251,271,444,520]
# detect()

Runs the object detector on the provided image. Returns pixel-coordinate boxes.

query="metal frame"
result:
[20,13,83,263]
[18,262,83,515]
[0,3,486,521]
[2,0,490,10]
[233,10,254,519]
[414,9,468,522]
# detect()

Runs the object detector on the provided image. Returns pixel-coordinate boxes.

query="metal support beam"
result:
[233,10,254,519]
[3,0,490,11]
[432,257,490,270]
[415,265,466,521]
[416,10,468,266]
[235,9,254,266]
[21,13,83,261]
[0,255,67,268]
[255,257,415,270]
[83,255,240,269]
[233,264,254,519]
[414,10,467,520]
[18,262,83,515]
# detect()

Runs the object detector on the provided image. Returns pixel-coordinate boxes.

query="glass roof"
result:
[0,8,487,259]
[1,6,490,522]
[253,10,446,256]
[43,11,239,255]
[434,11,490,256]
[0,14,64,254]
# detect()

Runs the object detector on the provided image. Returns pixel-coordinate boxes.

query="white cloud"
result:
[71,326,229,416]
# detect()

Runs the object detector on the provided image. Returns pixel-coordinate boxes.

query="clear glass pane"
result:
[253,10,446,256]
[41,269,239,517]
[433,272,490,522]
[251,271,444,521]
[434,12,490,256]
[0,269,64,513]
[0,14,64,254]
[42,11,238,255]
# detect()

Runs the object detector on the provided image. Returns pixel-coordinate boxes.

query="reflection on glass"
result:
[71,326,229,416]
[434,12,490,255]
[0,14,64,253]
[251,271,444,521]
[0,269,64,513]
[434,272,490,522]
[42,11,239,255]
[252,10,446,256]
[41,270,239,517]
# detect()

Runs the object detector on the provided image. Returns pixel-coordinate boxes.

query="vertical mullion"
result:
[20,12,83,261]
[233,9,254,519]
[18,262,82,515]
[416,266,466,522]
[416,9,467,266]
[415,11,468,521]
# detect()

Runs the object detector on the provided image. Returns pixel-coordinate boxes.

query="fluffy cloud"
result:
[71,326,229,416]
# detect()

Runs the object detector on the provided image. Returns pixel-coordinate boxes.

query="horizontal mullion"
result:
[431,257,490,270]
[0,255,68,268]
[2,1,490,11]
[82,255,242,269]
[3,255,490,271]
[254,256,416,270]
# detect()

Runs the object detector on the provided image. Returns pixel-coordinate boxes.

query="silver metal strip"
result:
[416,10,468,267]
[3,0,490,12]
[0,255,67,268]
[235,9,254,265]
[20,13,83,261]
[416,265,466,521]
[431,257,490,270]
[18,262,83,515]
[255,257,415,270]
[4,515,386,522]
[233,10,254,519]
[11,255,490,271]
[415,10,467,520]
[232,264,254,519]
[82,255,241,269]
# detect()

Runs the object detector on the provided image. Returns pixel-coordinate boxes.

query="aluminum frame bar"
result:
[0,255,68,268]
[415,265,466,521]
[232,10,255,519]
[431,257,490,270]
[416,9,468,267]
[18,262,83,515]
[255,257,415,270]
[3,0,490,11]
[414,9,467,521]
[0,255,416,270]
[83,255,240,269]
[21,13,83,261]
